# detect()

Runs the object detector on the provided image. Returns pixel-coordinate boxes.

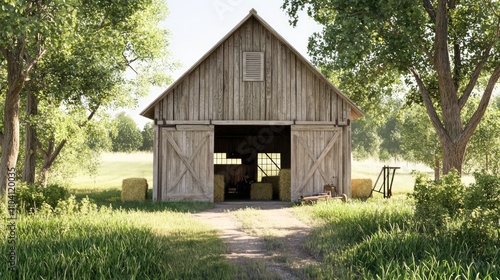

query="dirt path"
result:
[192,201,318,279]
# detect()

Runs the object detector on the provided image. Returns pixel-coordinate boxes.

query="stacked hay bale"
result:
[261,176,279,200]
[214,174,225,202]
[250,183,273,200]
[121,178,148,201]
[278,169,291,201]
[351,179,373,198]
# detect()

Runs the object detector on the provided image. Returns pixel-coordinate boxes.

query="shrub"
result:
[461,172,500,254]
[410,170,465,231]
[16,183,70,213]
[411,170,500,258]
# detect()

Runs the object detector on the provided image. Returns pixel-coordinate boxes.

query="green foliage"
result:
[399,104,441,172]
[293,196,499,279]
[461,172,500,253]
[283,0,500,174]
[410,170,499,261]
[410,170,465,230]
[140,122,154,151]
[351,118,381,159]
[16,183,70,213]
[110,112,143,152]
[283,0,500,95]
[378,112,402,161]
[1,0,175,185]
[464,97,500,174]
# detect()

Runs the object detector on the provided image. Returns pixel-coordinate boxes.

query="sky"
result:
[130,0,322,128]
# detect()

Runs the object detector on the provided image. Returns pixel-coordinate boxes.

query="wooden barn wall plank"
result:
[228,35,234,119]
[265,29,272,120]
[153,17,352,123]
[259,23,266,120]
[233,29,241,120]
[199,60,206,119]
[216,46,224,120]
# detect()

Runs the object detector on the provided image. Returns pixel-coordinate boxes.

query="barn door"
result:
[291,125,342,201]
[156,125,214,201]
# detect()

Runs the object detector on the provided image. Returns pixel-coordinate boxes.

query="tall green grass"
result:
[291,197,499,279]
[0,198,234,279]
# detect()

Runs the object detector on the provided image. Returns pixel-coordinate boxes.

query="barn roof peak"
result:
[141,8,363,120]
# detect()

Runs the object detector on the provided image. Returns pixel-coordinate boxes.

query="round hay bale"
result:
[351,178,373,198]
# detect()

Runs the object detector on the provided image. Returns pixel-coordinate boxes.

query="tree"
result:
[378,114,402,162]
[283,0,500,175]
[141,122,154,151]
[464,96,500,174]
[12,0,173,186]
[351,118,381,159]
[399,105,442,180]
[0,0,72,195]
[110,113,142,152]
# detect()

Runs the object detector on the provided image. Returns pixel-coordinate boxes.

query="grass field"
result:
[70,152,434,196]
[71,152,153,190]
[2,152,495,279]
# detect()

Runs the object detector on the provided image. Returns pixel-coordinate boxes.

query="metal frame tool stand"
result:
[370,166,400,198]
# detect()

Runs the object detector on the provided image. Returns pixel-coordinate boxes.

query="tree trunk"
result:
[39,166,50,188]
[434,150,440,181]
[441,139,467,175]
[22,91,38,184]
[37,139,67,187]
[0,89,21,196]
[0,50,25,196]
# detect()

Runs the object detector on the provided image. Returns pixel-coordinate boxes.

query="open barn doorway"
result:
[214,125,291,201]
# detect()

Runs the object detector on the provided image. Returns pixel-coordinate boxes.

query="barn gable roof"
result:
[141,9,363,121]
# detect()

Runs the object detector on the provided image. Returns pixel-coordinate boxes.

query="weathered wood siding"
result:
[154,125,214,201]
[154,17,351,124]
[291,125,343,201]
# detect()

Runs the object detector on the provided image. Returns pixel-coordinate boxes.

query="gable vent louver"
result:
[243,52,264,81]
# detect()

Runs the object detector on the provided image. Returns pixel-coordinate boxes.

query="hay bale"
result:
[261,176,279,200]
[121,178,148,201]
[214,174,225,202]
[250,183,273,200]
[278,169,291,201]
[351,179,373,198]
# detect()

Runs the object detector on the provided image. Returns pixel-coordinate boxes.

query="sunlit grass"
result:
[352,159,475,196]
[6,152,492,279]
[70,152,153,190]
[0,199,233,279]
[291,197,499,279]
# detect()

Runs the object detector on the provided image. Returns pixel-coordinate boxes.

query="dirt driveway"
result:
[192,201,318,279]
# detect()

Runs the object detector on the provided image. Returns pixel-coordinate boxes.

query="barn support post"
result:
[153,124,161,201]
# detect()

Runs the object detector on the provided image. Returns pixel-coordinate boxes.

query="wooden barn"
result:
[141,9,363,202]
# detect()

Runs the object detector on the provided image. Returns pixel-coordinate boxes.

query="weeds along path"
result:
[192,202,318,279]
